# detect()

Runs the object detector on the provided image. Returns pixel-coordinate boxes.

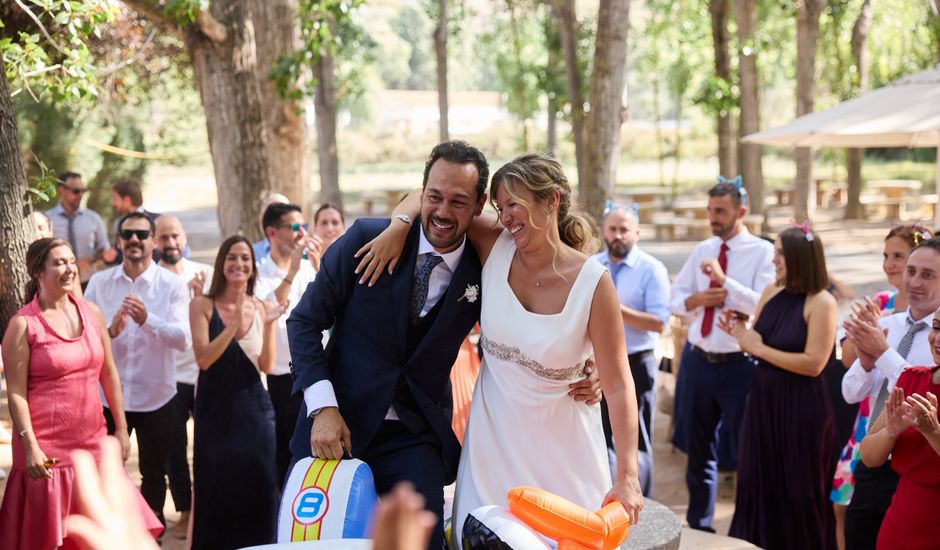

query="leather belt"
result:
[690,344,747,364]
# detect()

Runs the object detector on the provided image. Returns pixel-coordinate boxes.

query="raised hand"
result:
[122,296,148,325]
[700,259,726,286]
[355,220,410,286]
[884,386,915,438]
[903,391,940,437]
[305,235,324,271]
[718,310,764,356]
[109,307,128,339]
[188,271,207,298]
[264,299,290,324]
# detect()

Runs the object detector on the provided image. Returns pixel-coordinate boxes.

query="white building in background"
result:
[374,90,512,135]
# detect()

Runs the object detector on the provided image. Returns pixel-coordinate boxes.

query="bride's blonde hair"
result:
[489,154,597,255]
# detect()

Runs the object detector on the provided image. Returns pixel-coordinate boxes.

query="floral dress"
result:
[830,290,895,505]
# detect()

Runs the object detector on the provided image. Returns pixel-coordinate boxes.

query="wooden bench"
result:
[861,195,903,220]
[359,192,383,216]
[901,194,937,221]
[774,185,795,206]
[650,213,710,241]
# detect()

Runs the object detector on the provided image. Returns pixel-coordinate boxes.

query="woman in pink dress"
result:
[0,238,162,549]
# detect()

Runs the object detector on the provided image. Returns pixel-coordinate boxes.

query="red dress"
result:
[877,365,940,550]
[0,294,162,550]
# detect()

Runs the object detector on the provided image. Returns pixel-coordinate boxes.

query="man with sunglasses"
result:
[254,202,324,485]
[45,171,110,289]
[84,211,191,529]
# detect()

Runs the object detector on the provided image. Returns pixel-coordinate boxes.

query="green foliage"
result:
[1,0,116,102]
[270,0,374,106]
[162,0,204,25]
[24,155,58,205]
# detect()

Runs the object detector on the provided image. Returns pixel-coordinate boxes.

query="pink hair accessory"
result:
[789,219,814,242]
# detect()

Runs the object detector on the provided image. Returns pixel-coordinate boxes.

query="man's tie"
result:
[700,243,729,338]
[65,212,78,253]
[868,318,927,431]
[411,254,444,324]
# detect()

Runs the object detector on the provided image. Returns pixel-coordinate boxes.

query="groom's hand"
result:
[568,359,602,405]
[311,407,353,460]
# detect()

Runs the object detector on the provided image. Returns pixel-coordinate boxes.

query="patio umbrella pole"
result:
[935,137,940,231]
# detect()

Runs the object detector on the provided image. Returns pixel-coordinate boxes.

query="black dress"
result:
[729,289,838,549]
[192,307,278,550]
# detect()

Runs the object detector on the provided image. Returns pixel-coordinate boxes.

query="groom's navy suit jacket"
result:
[287,218,482,483]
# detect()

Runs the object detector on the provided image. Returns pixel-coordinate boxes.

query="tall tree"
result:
[929,0,940,64]
[434,0,449,141]
[124,0,308,240]
[550,0,586,186]
[734,0,764,223]
[793,0,824,221]
[0,57,37,331]
[845,0,874,220]
[256,0,309,211]
[580,0,630,217]
[710,0,736,177]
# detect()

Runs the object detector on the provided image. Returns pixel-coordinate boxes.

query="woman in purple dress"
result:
[722,225,839,549]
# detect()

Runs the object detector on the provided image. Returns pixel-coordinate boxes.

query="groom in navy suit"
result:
[287,141,488,549]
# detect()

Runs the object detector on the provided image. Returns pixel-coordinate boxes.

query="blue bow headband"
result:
[717,175,748,206]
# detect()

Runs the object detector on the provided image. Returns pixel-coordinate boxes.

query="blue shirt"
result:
[252,239,271,264]
[593,245,671,353]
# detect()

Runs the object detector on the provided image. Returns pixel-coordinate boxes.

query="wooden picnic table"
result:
[618,186,670,222]
[671,199,709,220]
[868,179,922,200]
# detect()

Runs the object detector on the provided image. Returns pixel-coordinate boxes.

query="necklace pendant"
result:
[536,279,541,288]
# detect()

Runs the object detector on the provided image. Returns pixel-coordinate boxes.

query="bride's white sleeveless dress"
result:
[451,230,612,545]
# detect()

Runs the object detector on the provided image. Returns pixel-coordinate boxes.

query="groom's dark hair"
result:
[422,140,489,199]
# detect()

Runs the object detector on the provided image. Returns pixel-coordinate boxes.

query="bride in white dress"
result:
[362,153,643,546]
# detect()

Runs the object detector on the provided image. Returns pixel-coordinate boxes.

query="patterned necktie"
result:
[411,254,444,323]
[700,243,729,338]
[868,318,927,431]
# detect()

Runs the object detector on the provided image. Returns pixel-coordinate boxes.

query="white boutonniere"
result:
[459,284,479,303]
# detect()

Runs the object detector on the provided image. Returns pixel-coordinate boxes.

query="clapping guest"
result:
[724,225,840,549]
[189,236,287,550]
[830,224,930,550]
[859,307,940,549]
[0,238,162,549]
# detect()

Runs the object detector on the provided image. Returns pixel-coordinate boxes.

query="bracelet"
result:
[18,428,33,439]
[282,277,294,285]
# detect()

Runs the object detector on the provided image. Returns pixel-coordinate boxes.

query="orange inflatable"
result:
[450,330,481,444]
[506,487,631,550]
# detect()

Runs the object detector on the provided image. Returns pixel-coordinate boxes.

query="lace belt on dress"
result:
[479,335,586,381]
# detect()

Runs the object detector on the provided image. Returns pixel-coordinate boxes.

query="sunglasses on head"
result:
[283,223,309,232]
[120,229,151,241]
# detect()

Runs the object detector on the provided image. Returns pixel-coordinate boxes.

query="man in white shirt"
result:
[253,202,321,484]
[670,180,775,532]
[84,211,190,527]
[840,238,940,550]
[153,215,212,538]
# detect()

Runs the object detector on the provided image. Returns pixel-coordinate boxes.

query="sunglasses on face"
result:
[64,187,86,195]
[120,229,152,241]
[282,223,309,233]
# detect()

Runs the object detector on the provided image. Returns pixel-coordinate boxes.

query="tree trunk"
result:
[507,0,530,150]
[551,0,586,187]
[734,0,764,223]
[314,50,342,208]
[793,0,824,222]
[845,0,874,220]
[545,14,560,157]
[710,0,735,177]
[0,61,37,332]
[184,0,274,242]
[434,0,449,142]
[580,0,631,218]
[255,0,309,212]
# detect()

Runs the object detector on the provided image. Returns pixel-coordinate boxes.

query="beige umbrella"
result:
[742,65,940,226]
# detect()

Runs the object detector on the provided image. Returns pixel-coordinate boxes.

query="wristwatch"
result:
[393,214,412,226]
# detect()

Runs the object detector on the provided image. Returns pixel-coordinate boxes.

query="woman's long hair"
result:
[205,235,257,299]
[24,238,72,301]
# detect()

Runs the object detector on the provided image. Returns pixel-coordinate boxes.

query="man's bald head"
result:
[155,215,187,265]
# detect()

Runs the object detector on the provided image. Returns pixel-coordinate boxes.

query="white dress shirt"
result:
[164,258,213,385]
[85,262,191,412]
[842,309,934,404]
[670,228,775,353]
[255,256,320,376]
[303,228,466,417]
